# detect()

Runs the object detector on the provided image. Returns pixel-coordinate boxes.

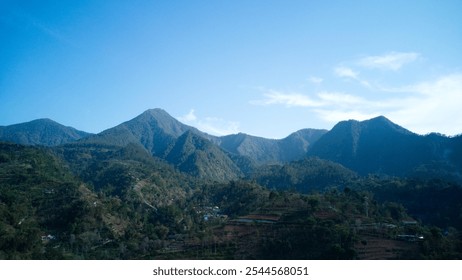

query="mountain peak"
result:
[308,115,428,175]
[363,116,412,135]
[331,116,411,135]
[370,115,389,121]
[142,108,170,117]
[0,118,91,146]
[30,118,56,124]
[135,108,175,124]
[127,108,194,137]
[80,108,213,156]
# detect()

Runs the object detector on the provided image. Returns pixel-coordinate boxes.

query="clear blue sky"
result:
[1,0,461,138]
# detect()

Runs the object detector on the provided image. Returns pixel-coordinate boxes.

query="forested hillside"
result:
[0,119,91,146]
[1,141,462,259]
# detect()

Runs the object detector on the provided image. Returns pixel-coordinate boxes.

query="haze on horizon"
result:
[1,0,461,138]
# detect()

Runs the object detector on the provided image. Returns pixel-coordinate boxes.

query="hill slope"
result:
[0,119,91,146]
[217,128,327,165]
[165,131,243,181]
[307,116,461,177]
[251,157,357,193]
[79,108,206,156]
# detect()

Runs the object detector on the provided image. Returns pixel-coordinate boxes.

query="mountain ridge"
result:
[4,110,458,147]
[307,115,462,177]
[65,108,328,169]
[77,109,211,156]
[0,118,92,146]
[2,109,461,182]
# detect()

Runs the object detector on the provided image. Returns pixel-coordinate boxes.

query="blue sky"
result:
[1,0,462,138]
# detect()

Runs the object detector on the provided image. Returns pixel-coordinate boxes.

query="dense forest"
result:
[1,141,461,259]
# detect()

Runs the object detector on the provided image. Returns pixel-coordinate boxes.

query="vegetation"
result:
[0,143,84,259]
[1,141,462,259]
[1,112,462,259]
[251,157,357,193]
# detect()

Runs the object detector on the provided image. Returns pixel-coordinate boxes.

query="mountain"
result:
[307,116,462,177]
[79,108,211,156]
[3,113,462,260]
[0,109,325,170]
[3,110,461,182]
[451,134,462,167]
[251,157,357,193]
[76,109,326,180]
[0,118,91,146]
[216,129,327,165]
[72,109,245,181]
[165,131,243,181]
[217,133,279,164]
[278,128,328,162]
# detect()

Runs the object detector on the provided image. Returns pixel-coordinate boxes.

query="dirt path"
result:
[133,180,158,211]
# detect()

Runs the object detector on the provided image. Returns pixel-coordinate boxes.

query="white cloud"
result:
[331,52,420,90]
[250,90,323,107]
[314,109,379,123]
[252,49,459,136]
[388,73,462,135]
[316,74,462,135]
[334,66,372,88]
[313,92,383,123]
[178,109,197,122]
[308,76,323,84]
[178,109,240,136]
[251,73,462,136]
[359,52,420,71]
[198,117,240,136]
[252,90,376,110]
[317,92,369,106]
[334,66,359,79]
[251,89,384,125]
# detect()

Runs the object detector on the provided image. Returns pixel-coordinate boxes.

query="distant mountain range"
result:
[217,128,327,165]
[1,108,461,182]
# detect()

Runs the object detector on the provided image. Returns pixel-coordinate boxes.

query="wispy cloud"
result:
[251,51,459,135]
[252,90,379,112]
[251,73,462,136]
[250,90,323,107]
[359,52,420,71]
[178,109,240,136]
[333,73,462,135]
[313,109,379,123]
[317,92,370,107]
[11,8,76,47]
[388,73,462,135]
[334,66,359,79]
[332,52,420,89]
[308,76,323,84]
[334,66,372,88]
